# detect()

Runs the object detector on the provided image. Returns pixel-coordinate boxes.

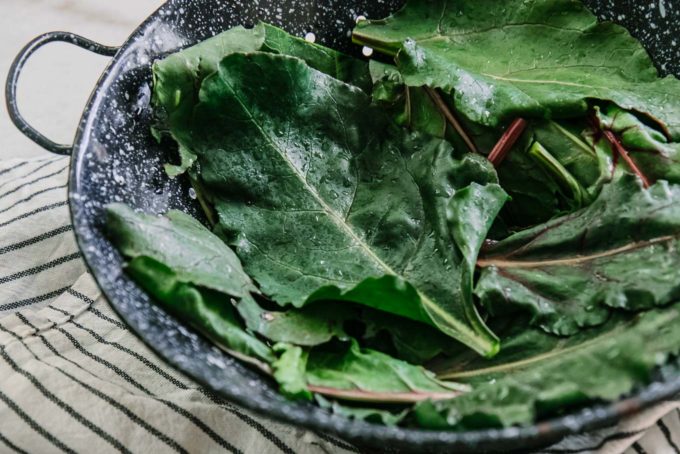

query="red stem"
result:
[424,87,479,154]
[487,118,528,167]
[603,130,651,188]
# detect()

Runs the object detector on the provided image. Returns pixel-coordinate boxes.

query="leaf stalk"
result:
[487,118,528,166]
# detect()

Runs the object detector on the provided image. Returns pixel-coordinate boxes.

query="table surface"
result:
[0,0,164,161]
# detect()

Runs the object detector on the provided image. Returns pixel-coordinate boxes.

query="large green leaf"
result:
[305,340,468,402]
[125,256,275,366]
[353,0,680,140]
[106,203,255,298]
[105,204,351,347]
[152,22,370,176]
[185,52,507,356]
[475,176,680,335]
[270,340,467,404]
[419,303,680,429]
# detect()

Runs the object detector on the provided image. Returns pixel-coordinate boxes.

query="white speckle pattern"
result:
[587,0,679,76]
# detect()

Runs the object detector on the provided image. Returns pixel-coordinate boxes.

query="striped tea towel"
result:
[0,155,678,454]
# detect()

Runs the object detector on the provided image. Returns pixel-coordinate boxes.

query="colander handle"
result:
[5,32,119,155]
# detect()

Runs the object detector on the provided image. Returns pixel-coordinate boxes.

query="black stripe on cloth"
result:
[158,397,242,453]
[74,303,297,454]
[198,388,298,454]
[0,201,68,229]
[0,159,62,193]
[0,389,75,454]
[54,326,152,393]
[40,328,227,452]
[0,332,132,454]
[10,318,187,454]
[53,325,242,453]
[0,161,29,178]
[0,253,81,285]
[89,306,127,330]
[0,225,72,255]
[70,319,196,390]
[0,432,29,454]
[0,184,68,216]
[632,442,647,454]
[314,432,361,453]
[14,313,38,331]
[0,287,70,312]
[29,332,188,454]
[0,166,69,202]
[63,322,243,454]
[47,304,72,317]
[0,157,56,176]
[657,419,680,453]
[67,289,297,454]
[540,429,646,453]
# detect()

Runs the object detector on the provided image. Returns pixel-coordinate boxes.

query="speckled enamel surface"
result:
[61,1,679,451]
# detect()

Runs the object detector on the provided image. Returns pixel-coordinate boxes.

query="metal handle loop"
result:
[5,32,119,155]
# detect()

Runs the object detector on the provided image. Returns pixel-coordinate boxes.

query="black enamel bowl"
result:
[6,1,680,452]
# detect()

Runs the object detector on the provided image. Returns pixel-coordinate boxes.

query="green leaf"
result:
[315,395,408,426]
[420,303,680,429]
[126,256,275,366]
[369,60,447,138]
[527,141,589,208]
[533,120,610,199]
[305,340,468,403]
[495,120,611,229]
[152,22,370,176]
[369,61,498,154]
[495,129,565,228]
[260,24,371,93]
[272,344,312,400]
[106,203,255,298]
[105,204,351,347]
[236,298,351,347]
[353,0,680,139]
[186,51,507,356]
[593,105,680,184]
[361,309,461,364]
[475,176,680,335]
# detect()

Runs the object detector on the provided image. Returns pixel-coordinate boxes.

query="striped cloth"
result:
[0,155,678,454]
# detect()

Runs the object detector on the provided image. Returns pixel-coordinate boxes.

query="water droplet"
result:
[304,32,316,43]
[188,188,197,199]
[362,46,374,57]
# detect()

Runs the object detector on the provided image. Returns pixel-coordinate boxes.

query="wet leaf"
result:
[592,105,680,185]
[153,22,370,175]
[353,0,680,139]
[106,204,351,348]
[475,176,680,334]
[187,52,507,356]
[305,340,468,403]
[421,303,680,429]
